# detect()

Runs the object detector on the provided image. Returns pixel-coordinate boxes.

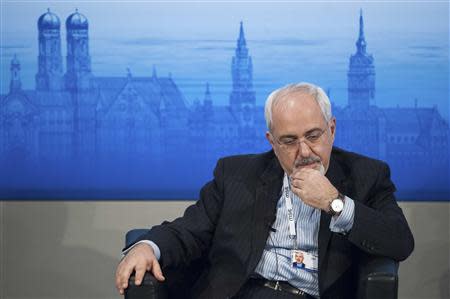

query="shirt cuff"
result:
[122,240,161,260]
[329,196,355,234]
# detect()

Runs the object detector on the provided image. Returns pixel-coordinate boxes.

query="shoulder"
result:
[219,150,274,164]
[331,147,395,197]
[331,147,390,176]
[215,150,277,179]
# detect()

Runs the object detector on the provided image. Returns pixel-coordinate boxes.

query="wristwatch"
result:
[329,192,345,216]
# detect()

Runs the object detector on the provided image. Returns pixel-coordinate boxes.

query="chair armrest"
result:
[357,255,399,299]
[125,272,168,299]
[126,229,150,247]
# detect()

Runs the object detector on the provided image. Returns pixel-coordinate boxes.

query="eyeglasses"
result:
[271,128,327,153]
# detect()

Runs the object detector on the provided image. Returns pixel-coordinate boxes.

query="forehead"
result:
[271,92,325,134]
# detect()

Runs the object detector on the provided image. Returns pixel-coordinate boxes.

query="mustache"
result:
[294,156,321,168]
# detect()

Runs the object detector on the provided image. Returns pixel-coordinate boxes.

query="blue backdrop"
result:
[0,2,448,200]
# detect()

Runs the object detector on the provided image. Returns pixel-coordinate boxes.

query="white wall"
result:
[0,201,448,299]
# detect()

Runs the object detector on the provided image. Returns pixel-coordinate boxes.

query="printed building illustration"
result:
[0,9,448,198]
[335,12,449,193]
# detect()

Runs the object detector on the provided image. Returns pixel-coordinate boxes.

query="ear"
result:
[266,131,275,148]
[329,117,336,141]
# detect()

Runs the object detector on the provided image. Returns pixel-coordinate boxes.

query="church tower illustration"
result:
[35,9,64,91]
[1,56,39,161]
[65,9,92,91]
[347,10,375,109]
[64,10,95,158]
[10,55,22,92]
[337,10,382,160]
[229,22,256,126]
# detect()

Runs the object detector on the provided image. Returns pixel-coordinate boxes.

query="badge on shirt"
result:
[291,250,318,271]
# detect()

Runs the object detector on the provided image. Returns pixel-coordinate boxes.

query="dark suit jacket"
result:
[135,147,414,299]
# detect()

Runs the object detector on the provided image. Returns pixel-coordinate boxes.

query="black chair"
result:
[124,229,399,299]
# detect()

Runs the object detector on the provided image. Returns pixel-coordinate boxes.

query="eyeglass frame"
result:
[269,122,332,153]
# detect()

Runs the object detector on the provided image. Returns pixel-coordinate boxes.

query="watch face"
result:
[331,199,344,213]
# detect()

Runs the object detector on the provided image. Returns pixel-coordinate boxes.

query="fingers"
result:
[292,167,315,177]
[291,174,308,190]
[134,264,147,286]
[291,184,305,198]
[115,257,134,294]
[291,168,313,183]
[115,243,162,295]
[133,258,165,286]
[291,168,324,187]
[151,259,166,282]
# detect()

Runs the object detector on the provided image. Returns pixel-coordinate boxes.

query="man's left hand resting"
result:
[115,243,165,295]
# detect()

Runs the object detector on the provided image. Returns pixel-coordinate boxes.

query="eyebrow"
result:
[278,128,323,139]
[305,128,324,135]
[278,134,297,140]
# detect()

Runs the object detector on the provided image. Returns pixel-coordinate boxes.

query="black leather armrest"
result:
[125,272,168,299]
[357,255,399,299]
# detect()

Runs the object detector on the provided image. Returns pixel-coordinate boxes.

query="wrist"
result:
[324,189,339,211]
[328,192,345,216]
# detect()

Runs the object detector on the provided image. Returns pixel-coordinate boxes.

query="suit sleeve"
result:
[130,158,226,268]
[347,162,414,261]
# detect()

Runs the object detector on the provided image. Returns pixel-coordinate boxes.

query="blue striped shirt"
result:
[254,174,355,298]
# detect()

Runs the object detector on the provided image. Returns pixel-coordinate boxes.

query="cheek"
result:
[282,154,297,171]
[274,150,296,173]
[315,144,333,165]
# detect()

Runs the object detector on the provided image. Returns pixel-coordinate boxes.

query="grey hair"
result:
[264,82,332,131]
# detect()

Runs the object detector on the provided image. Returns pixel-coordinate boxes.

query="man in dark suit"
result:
[115,82,414,299]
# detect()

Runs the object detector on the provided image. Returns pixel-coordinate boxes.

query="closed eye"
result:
[306,134,320,141]
[280,138,297,145]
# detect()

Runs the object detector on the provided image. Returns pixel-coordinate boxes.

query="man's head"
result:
[265,82,336,175]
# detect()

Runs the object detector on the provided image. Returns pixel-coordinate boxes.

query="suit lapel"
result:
[319,154,345,267]
[318,152,352,294]
[247,152,284,275]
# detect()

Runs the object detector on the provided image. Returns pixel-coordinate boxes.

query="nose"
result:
[297,140,312,158]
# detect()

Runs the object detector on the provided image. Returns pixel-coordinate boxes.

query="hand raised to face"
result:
[290,168,338,212]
